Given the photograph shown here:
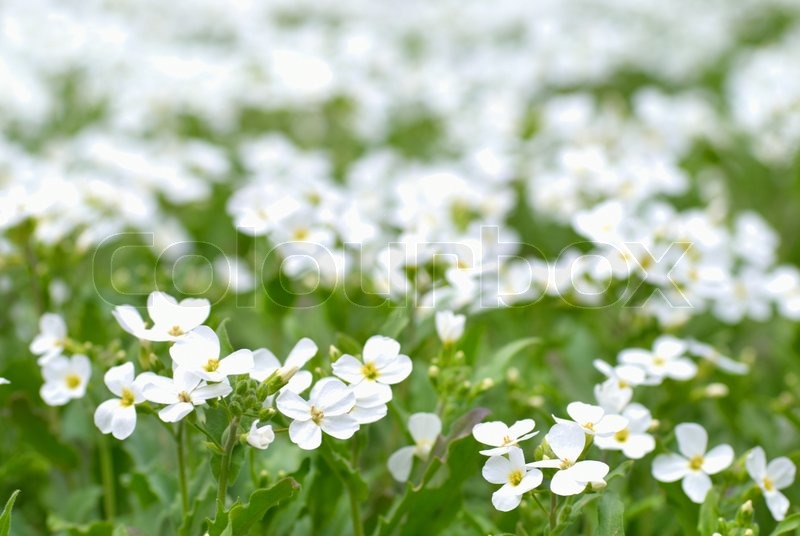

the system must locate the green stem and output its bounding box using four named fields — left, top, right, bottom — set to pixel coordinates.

left=531, top=493, right=548, bottom=518
left=177, top=422, right=190, bottom=519
left=348, top=486, right=365, bottom=536
left=549, top=493, right=557, bottom=531
left=98, top=435, right=116, bottom=522
left=216, top=416, right=241, bottom=518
